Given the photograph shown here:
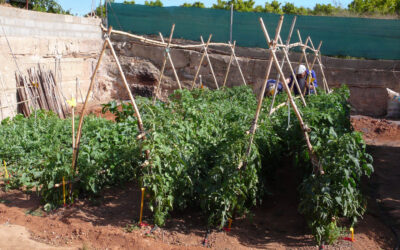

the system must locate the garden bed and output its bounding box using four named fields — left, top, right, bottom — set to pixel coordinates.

left=0, top=86, right=374, bottom=245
